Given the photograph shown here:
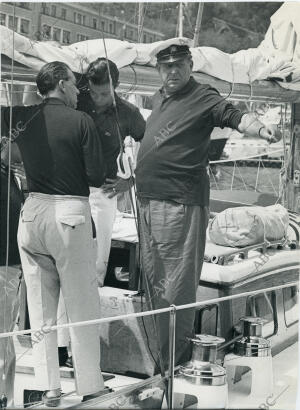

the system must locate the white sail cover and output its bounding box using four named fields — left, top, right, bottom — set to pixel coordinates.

left=1, top=2, right=299, bottom=90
